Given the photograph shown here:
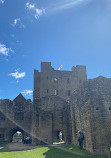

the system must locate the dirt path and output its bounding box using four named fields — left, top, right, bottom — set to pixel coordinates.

left=7, top=142, right=40, bottom=151
left=7, top=142, right=65, bottom=151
